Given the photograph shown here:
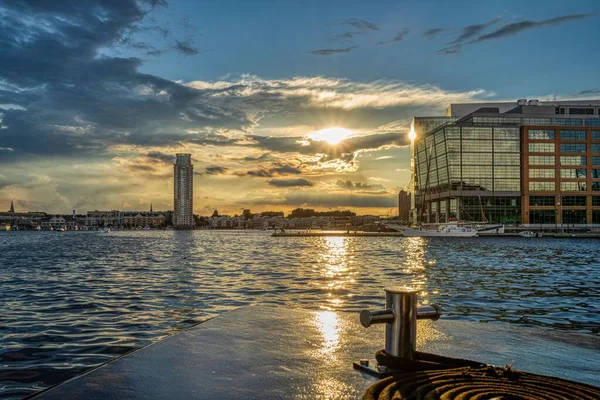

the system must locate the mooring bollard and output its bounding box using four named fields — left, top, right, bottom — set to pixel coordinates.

left=355, top=287, right=441, bottom=375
